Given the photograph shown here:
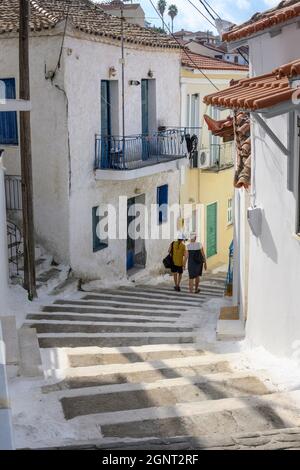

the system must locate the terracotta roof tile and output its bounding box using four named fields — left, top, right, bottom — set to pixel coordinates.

left=181, top=51, right=248, bottom=71
left=203, top=112, right=251, bottom=188
left=203, top=59, right=300, bottom=111
left=0, top=0, right=179, bottom=49
left=203, top=115, right=234, bottom=141
left=223, top=0, right=300, bottom=43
